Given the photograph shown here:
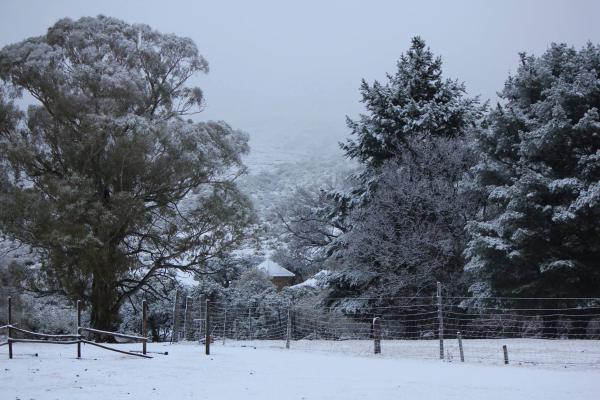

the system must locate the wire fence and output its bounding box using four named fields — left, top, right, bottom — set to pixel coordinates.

left=3, top=291, right=600, bottom=368
left=198, top=292, right=600, bottom=369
